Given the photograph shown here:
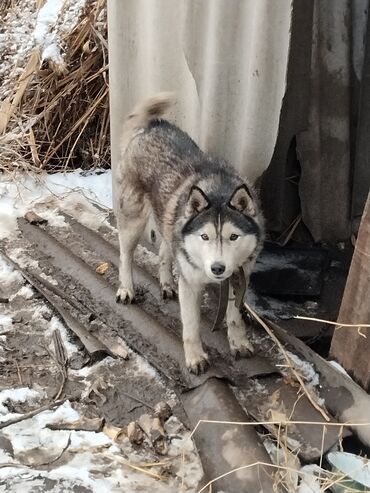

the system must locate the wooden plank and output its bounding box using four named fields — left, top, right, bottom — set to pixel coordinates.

left=352, top=9, right=370, bottom=223
left=330, top=192, right=370, bottom=390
